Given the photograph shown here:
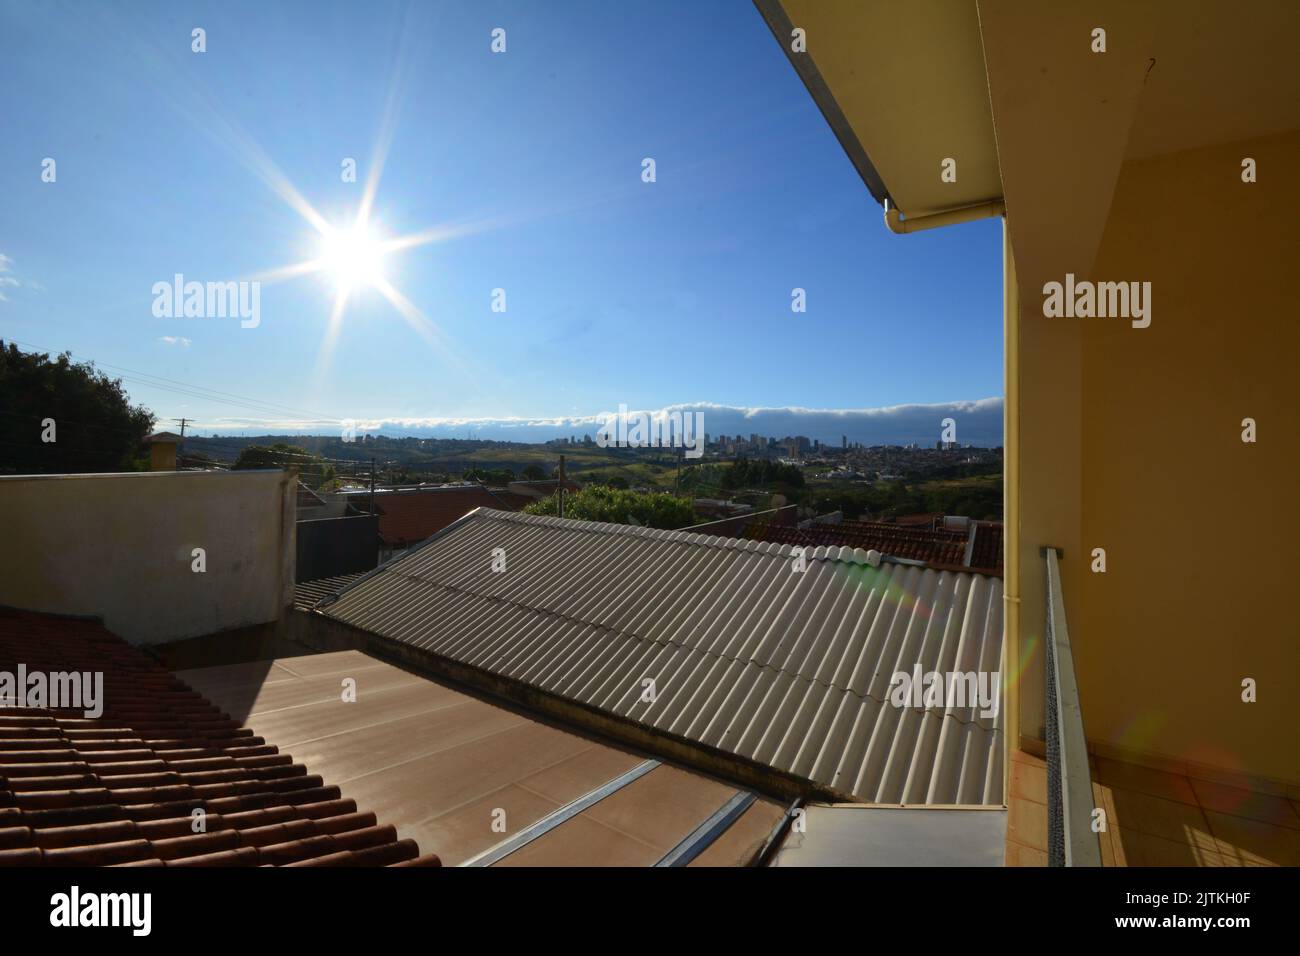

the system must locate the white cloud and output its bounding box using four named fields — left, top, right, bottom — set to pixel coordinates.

left=189, top=398, right=1005, bottom=445
left=0, top=254, right=36, bottom=300
left=157, top=336, right=191, bottom=347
